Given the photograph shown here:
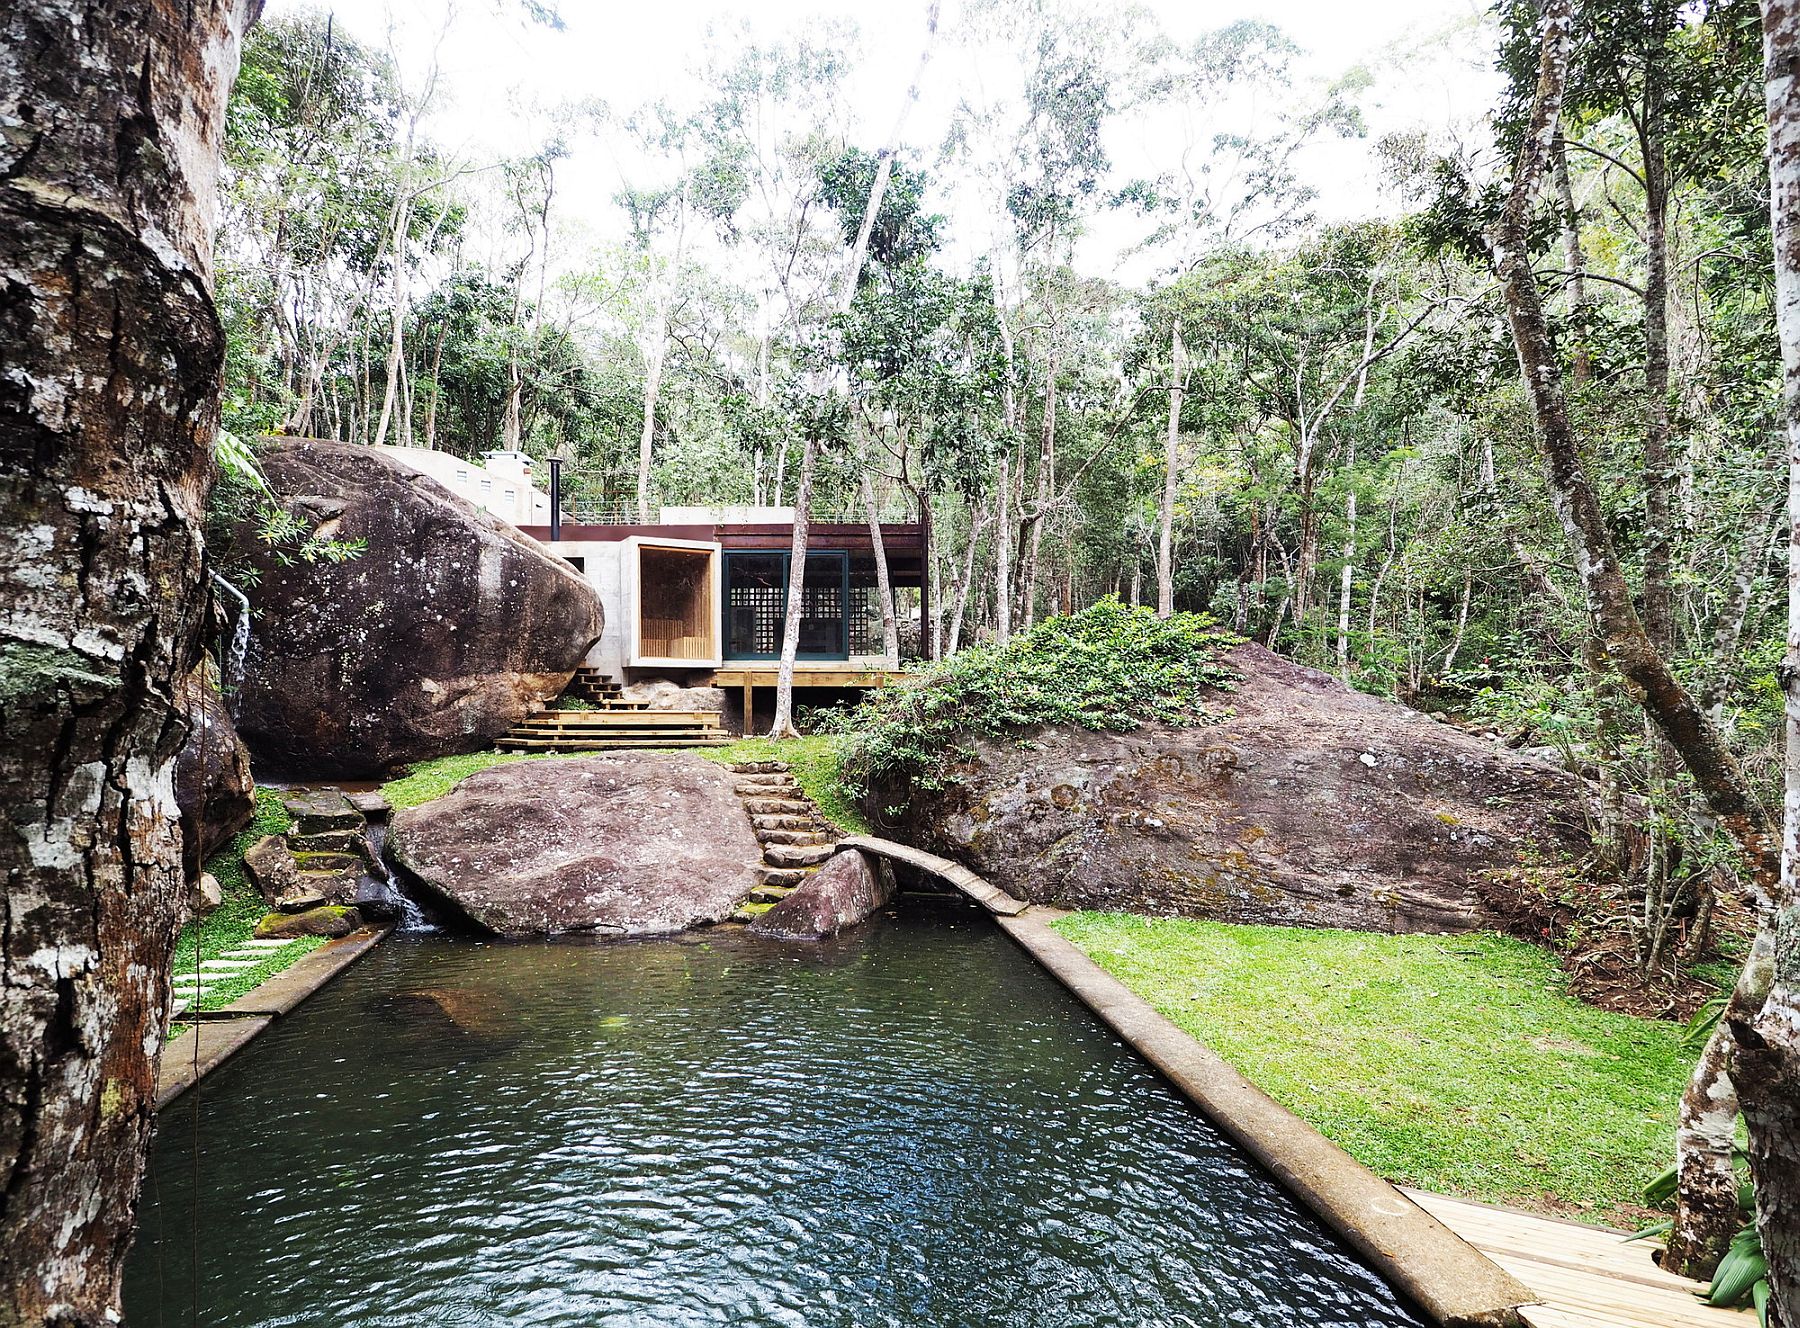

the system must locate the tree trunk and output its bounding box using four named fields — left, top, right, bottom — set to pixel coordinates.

left=1735, top=6, right=1800, bottom=1317
left=1020, top=340, right=1059, bottom=630
left=1641, top=127, right=1677, bottom=654
left=768, top=435, right=817, bottom=739
left=995, top=453, right=1013, bottom=645
left=1553, top=133, right=1593, bottom=387
left=635, top=339, right=665, bottom=523
left=1157, top=320, right=1185, bottom=618
left=0, top=2, right=261, bottom=1321
left=770, top=0, right=939, bottom=734
left=946, top=509, right=985, bottom=655
left=1500, top=0, right=1783, bottom=1277
left=863, top=471, right=900, bottom=667
left=1336, top=438, right=1358, bottom=679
